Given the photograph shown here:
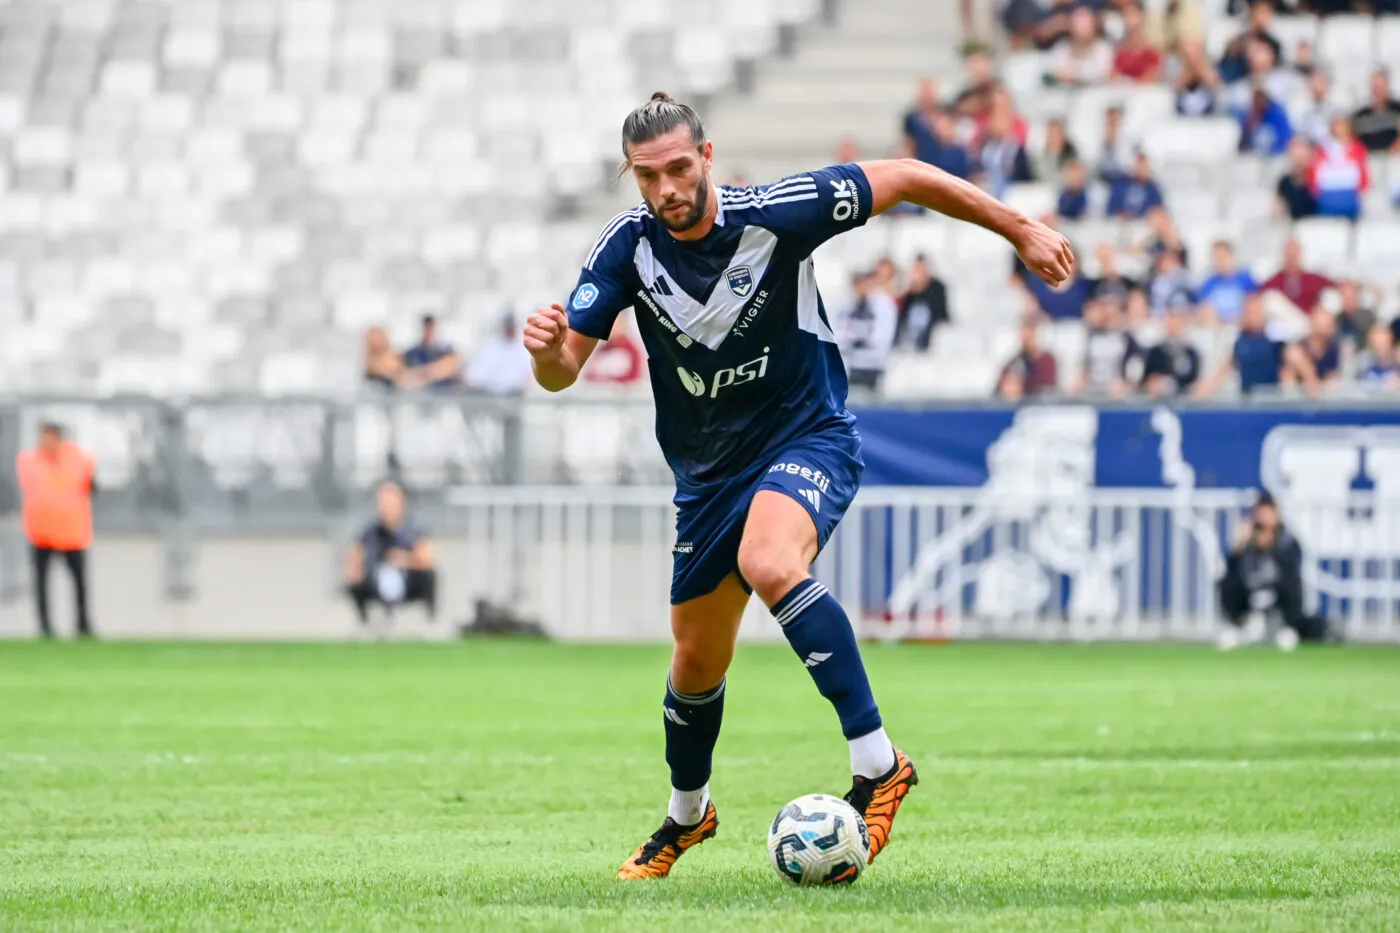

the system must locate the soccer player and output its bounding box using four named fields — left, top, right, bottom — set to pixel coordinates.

left=524, top=93, right=1074, bottom=879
